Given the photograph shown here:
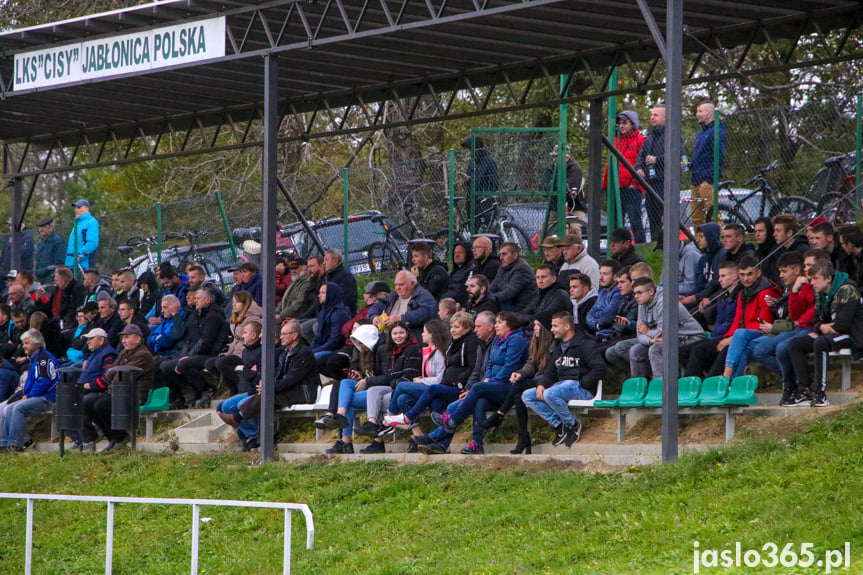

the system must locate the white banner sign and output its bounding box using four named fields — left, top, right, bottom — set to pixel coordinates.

left=13, top=16, right=226, bottom=90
